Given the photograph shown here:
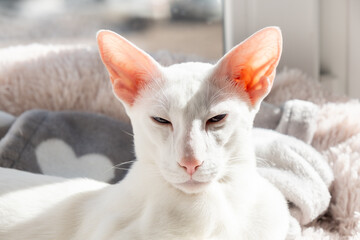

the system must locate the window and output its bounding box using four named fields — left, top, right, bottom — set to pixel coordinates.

left=223, top=0, right=360, bottom=98
left=0, top=0, right=223, bottom=61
